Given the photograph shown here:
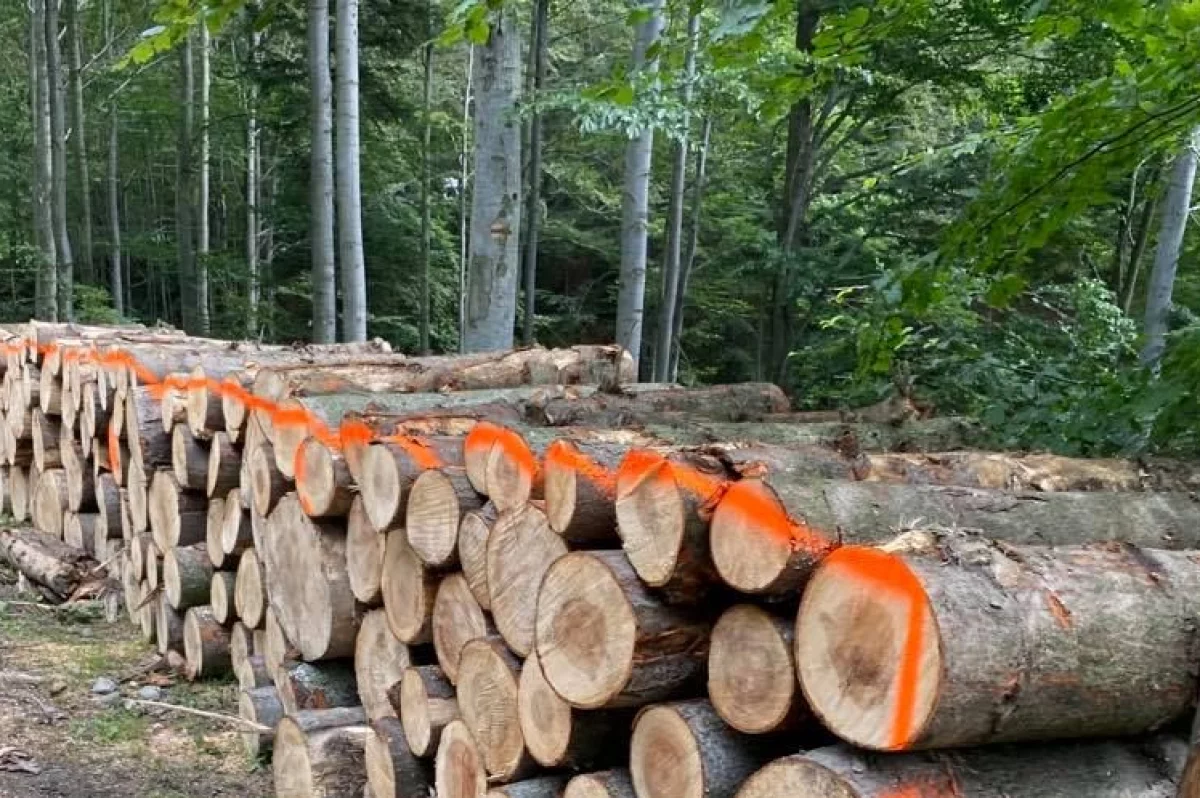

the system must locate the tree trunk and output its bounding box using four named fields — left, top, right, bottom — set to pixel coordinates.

left=246, top=16, right=261, bottom=334
left=365, top=717, right=432, bottom=798
left=432, top=572, right=493, bottom=684
left=457, top=636, right=534, bottom=781
left=708, top=604, right=804, bottom=735
left=397, top=664, right=459, bottom=757
left=435, top=720, right=487, bottom=798
left=176, top=32, right=196, bottom=333
left=796, top=529, right=1200, bottom=751
left=615, top=0, right=665, bottom=375
left=522, top=0, right=549, bottom=346
left=458, top=45, right=474, bottom=353
left=108, top=107, right=123, bottom=315
left=196, top=22, right=211, bottom=334
left=31, top=0, right=57, bottom=320
left=419, top=30, right=434, bottom=354
left=354, top=608, right=411, bottom=722
left=45, top=0, right=74, bottom=320
left=653, top=9, right=700, bottom=382
left=0, top=526, right=88, bottom=599
left=65, top=0, right=92, bottom=286
left=464, top=10, right=522, bottom=353
left=669, top=117, right=712, bottom=381
left=1141, top=126, right=1200, bottom=367
left=336, top=0, right=367, bottom=343
left=309, top=0, right=337, bottom=343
